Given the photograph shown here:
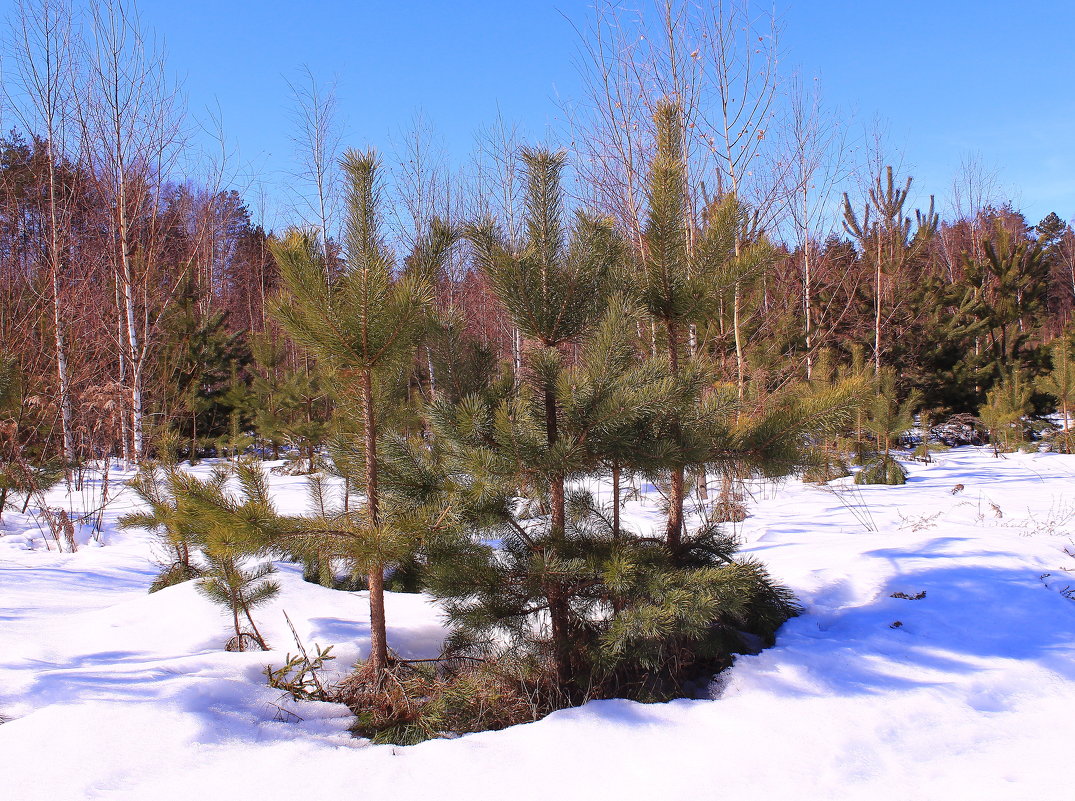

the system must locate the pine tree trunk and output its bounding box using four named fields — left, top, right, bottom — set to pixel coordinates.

left=611, top=461, right=621, bottom=541
left=230, top=583, right=242, bottom=644
left=542, top=370, right=572, bottom=688
left=361, top=368, right=389, bottom=676
left=667, top=468, right=685, bottom=550
left=545, top=381, right=564, bottom=538
left=666, top=321, right=684, bottom=549
left=240, top=598, right=268, bottom=650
